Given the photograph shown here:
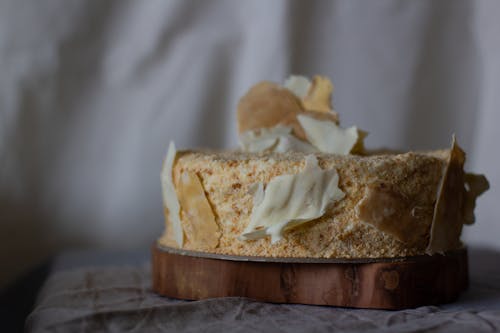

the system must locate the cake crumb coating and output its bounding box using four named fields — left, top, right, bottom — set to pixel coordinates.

left=159, top=150, right=451, bottom=258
